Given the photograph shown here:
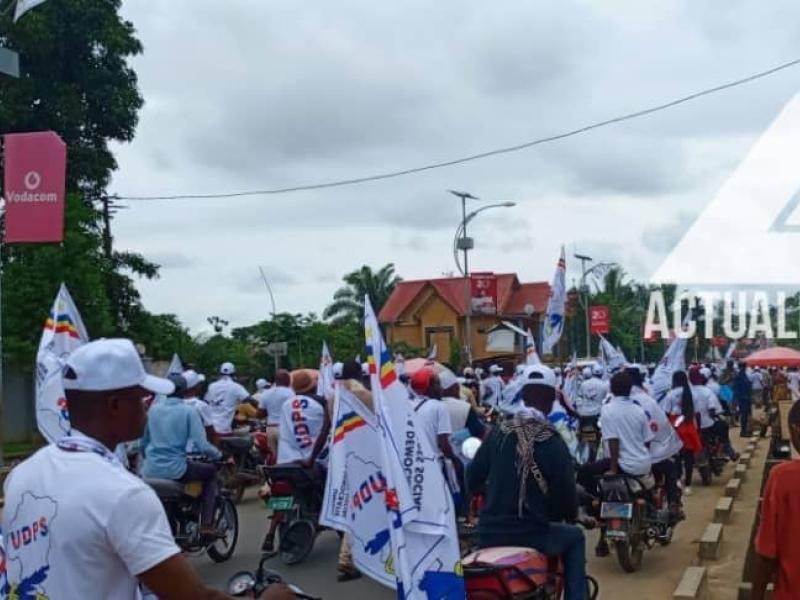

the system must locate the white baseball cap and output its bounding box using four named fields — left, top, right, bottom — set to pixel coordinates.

left=519, top=364, right=557, bottom=390
left=220, top=362, right=235, bottom=375
left=256, top=378, right=269, bottom=390
left=489, top=364, right=503, bottom=374
left=700, top=367, right=712, bottom=380
left=182, top=369, right=206, bottom=389
left=333, top=362, right=344, bottom=379
left=438, top=369, right=459, bottom=391
left=63, top=338, right=175, bottom=395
